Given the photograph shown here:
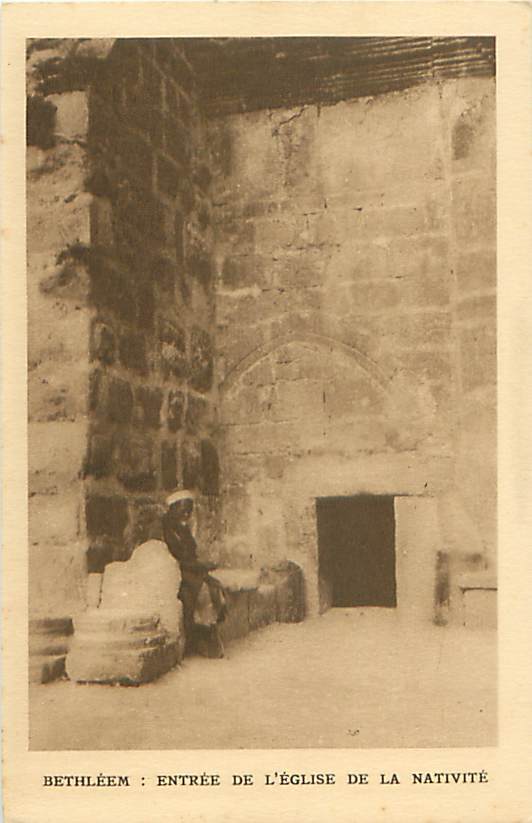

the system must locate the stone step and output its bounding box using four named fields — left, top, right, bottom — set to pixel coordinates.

left=29, top=616, right=73, bottom=684
left=29, top=653, right=67, bottom=685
